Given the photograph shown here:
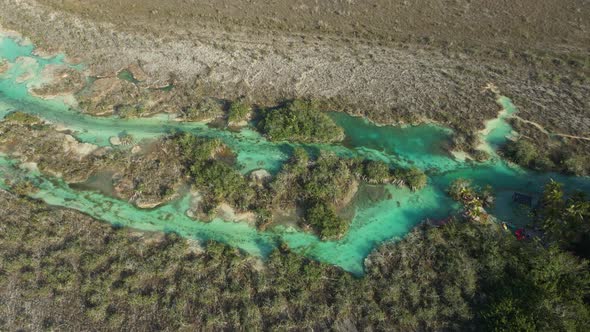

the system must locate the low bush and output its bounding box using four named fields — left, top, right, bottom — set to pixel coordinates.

left=305, top=202, right=348, bottom=240
left=227, top=100, right=251, bottom=124
left=4, top=111, right=41, bottom=124
left=258, top=100, right=344, bottom=143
